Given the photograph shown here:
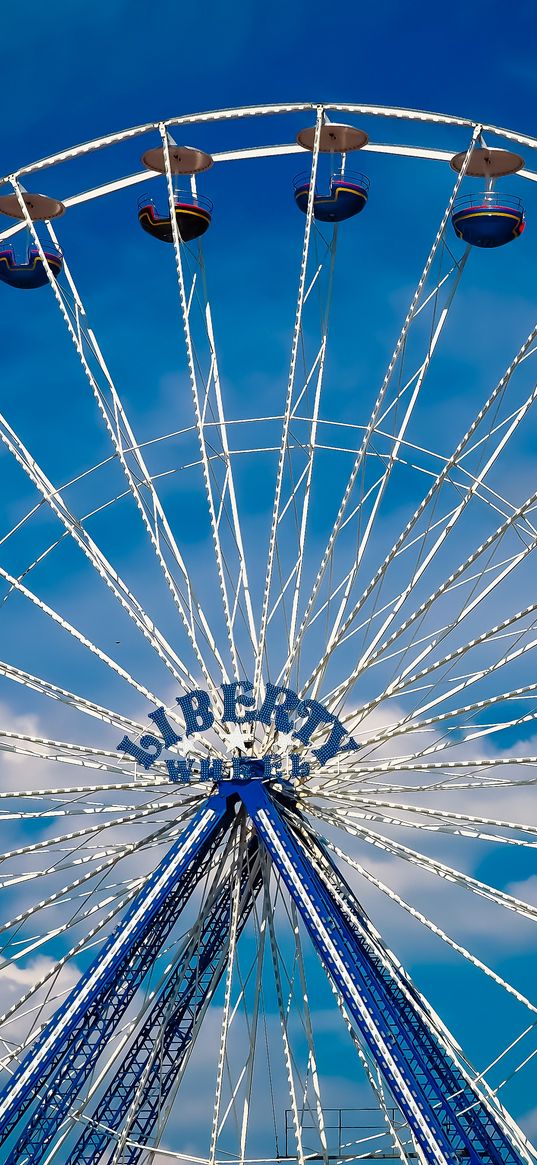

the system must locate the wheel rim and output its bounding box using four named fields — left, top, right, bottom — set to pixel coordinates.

left=0, top=102, right=535, bottom=1164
